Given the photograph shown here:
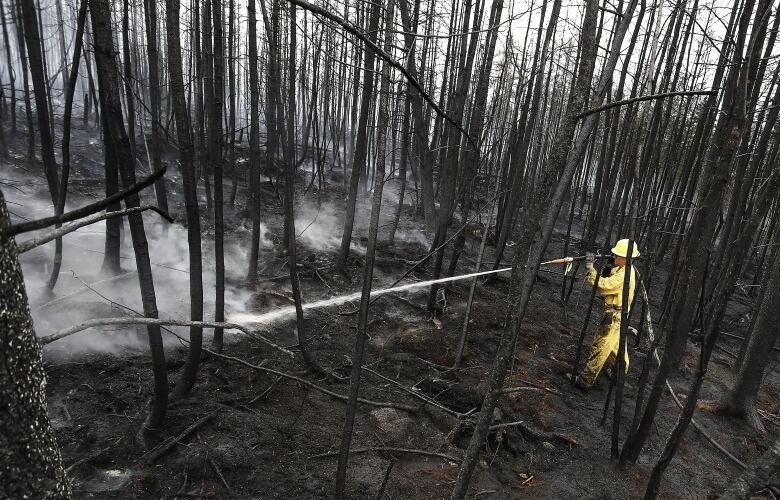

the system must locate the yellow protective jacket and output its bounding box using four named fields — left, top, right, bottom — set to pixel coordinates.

left=586, top=264, right=636, bottom=312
